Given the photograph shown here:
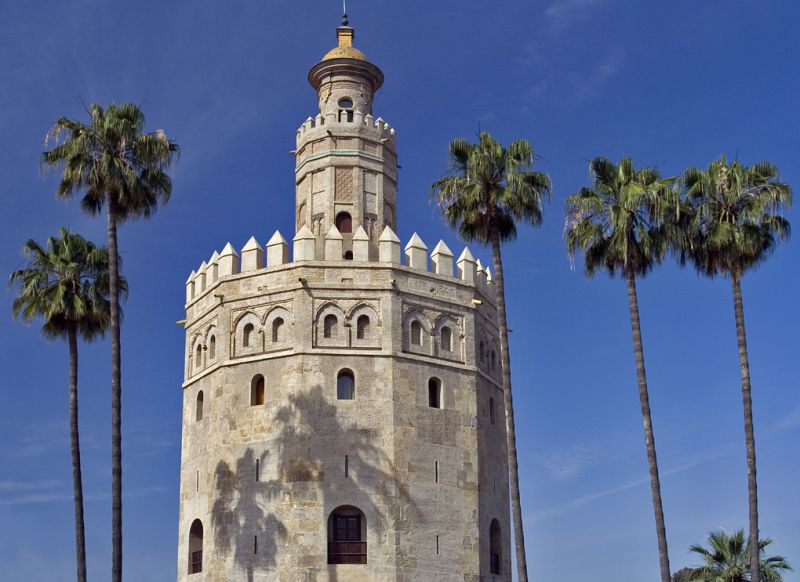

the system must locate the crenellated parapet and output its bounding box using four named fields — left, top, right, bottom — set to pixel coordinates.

left=295, top=113, right=396, bottom=150
left=185, top=225, right=495, bottom=307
